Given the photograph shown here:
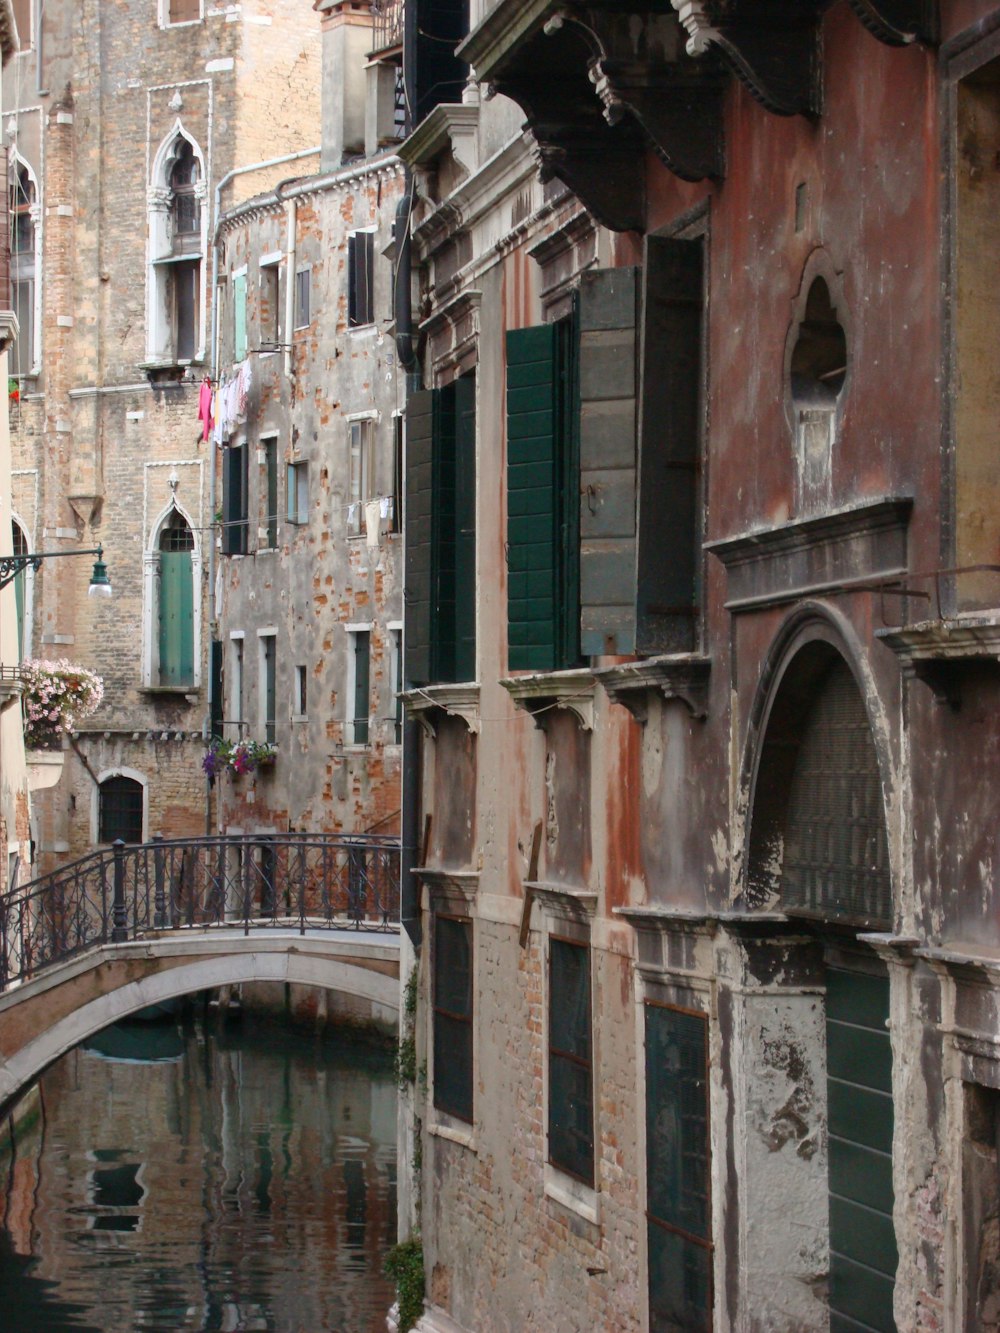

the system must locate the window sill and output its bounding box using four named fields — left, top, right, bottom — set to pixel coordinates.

left=401, top=683, right=480, bottom=737
left=594, top=654, right=711, bottom=723
left=428, top=1114, right=476, bottom=1152
left=544, top=1163, right=600, bottom=1226
left=500, top=668, right=595, bottom=731
left=140, top=684, right=199, bottom=697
